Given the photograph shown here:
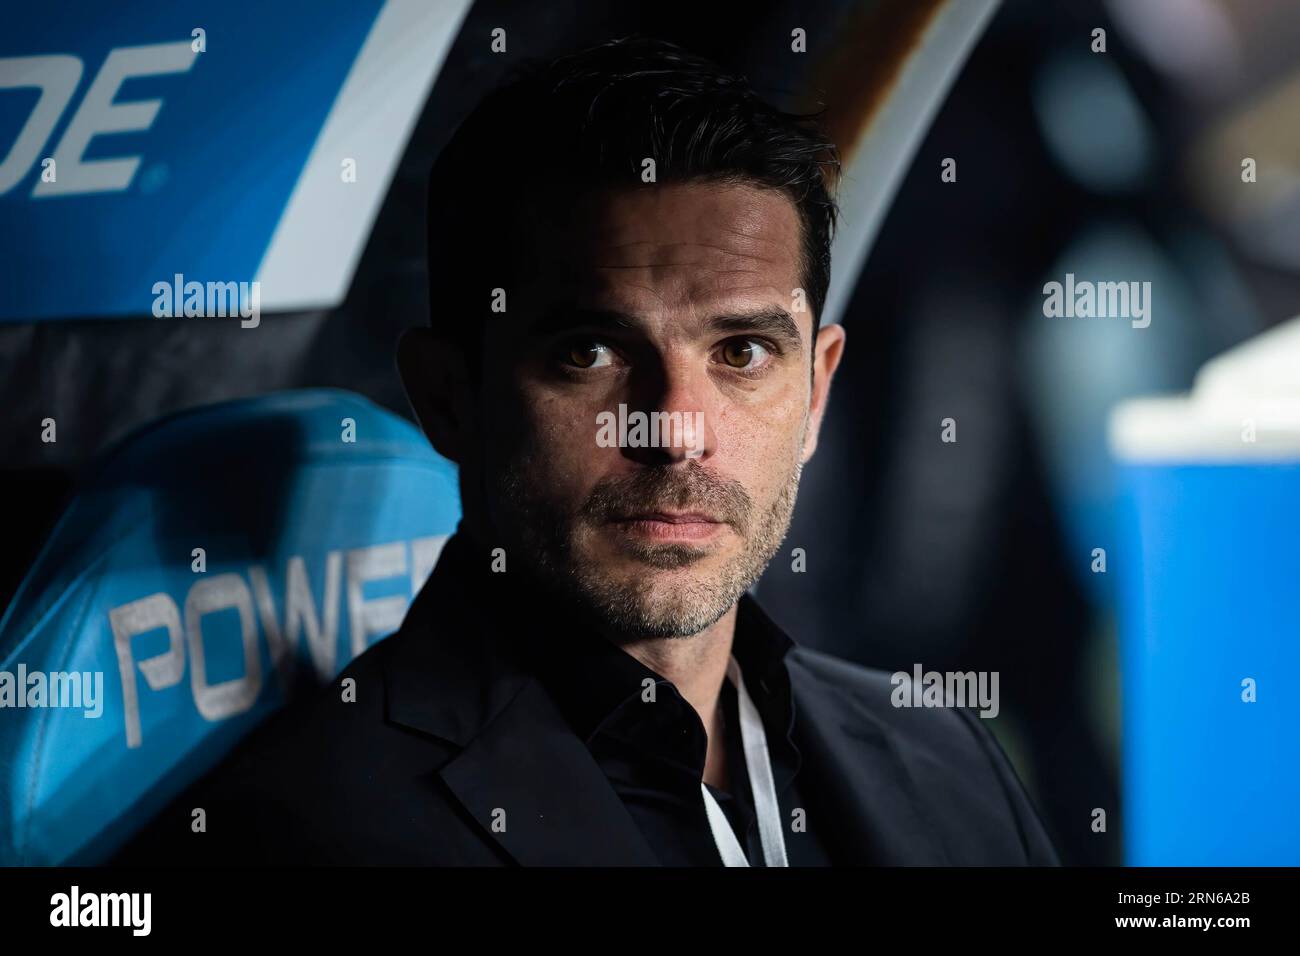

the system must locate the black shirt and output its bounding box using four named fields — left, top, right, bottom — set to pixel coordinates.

left=529, top=591, right=836, bottom=867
